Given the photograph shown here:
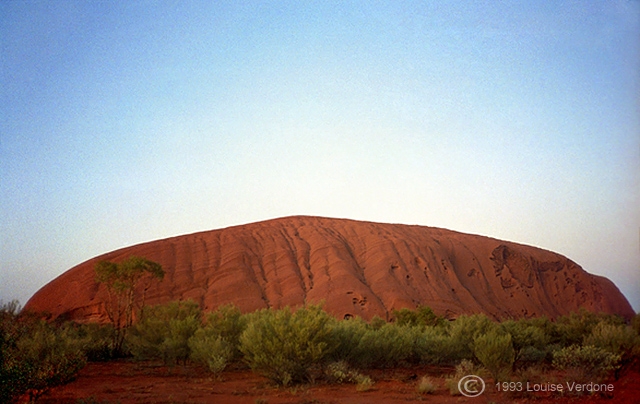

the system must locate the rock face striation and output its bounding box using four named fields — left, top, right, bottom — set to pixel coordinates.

left=25, top=216, right=634, bottom=322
